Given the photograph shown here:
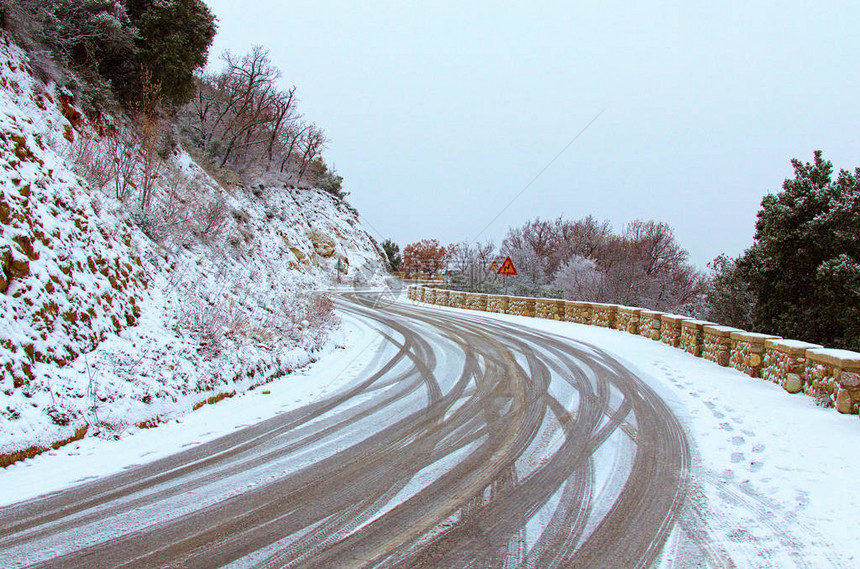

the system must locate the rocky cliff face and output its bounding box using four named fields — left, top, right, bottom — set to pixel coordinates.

left=0, top=35, right=386, bottom=460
